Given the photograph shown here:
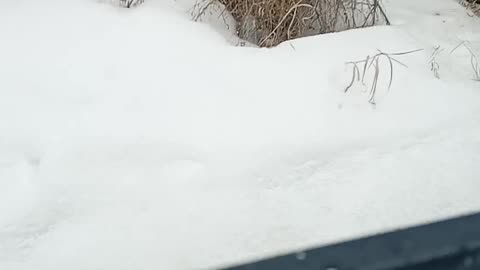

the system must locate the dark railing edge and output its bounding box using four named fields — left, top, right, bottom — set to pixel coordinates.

left=219, top=211, right=480, bottom=270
